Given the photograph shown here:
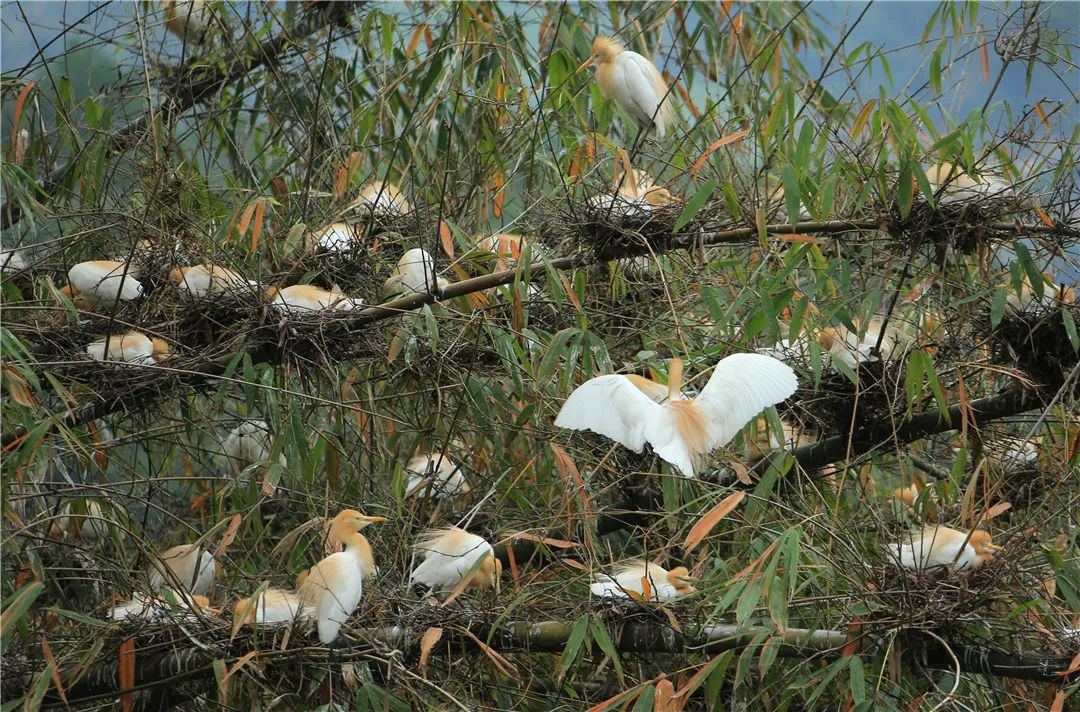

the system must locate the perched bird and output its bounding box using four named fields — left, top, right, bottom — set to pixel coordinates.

left=111, top=590, right=217, bottom=621
left=893, top=526, right=1003, bottom=572
left=223, top=419, right=287, bottom=479
left=265, top=284, right=364, bottom=314
left=169, top=264, right=255, bottom=297
left=409, top=528, right=501, bottom=593
left=927, top=162, right=1013, bottom=204
left=474, top=233, right=534, bottom=271
left=298, top=510, right=386, bottom=643
left=591, top=560, right=695, bottom=601
left=54, top=500, right=113, bottom=542
left=588, top=149, right=675, bottom=217
left=86, top=331, right=170, bottom=364
left=817, top=318, right=913, bottom=369
left=554, top=354, right=797, bottom=478
left=163, top=0, right=213, bottom=42
left=383, top=248, right=442, bottom=297
left=148, top=544, right=217, bottom=596
left=349, top=181, right=412, bottom=217
left=578, top=37, right=673, bottom=140
left=60, top=260, right=144, bottom=307
left=233, top=588, right=305, bottom=626
left=404, top=451, right=470, bottom=499
left=308, top=222, right=362, bottom=253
